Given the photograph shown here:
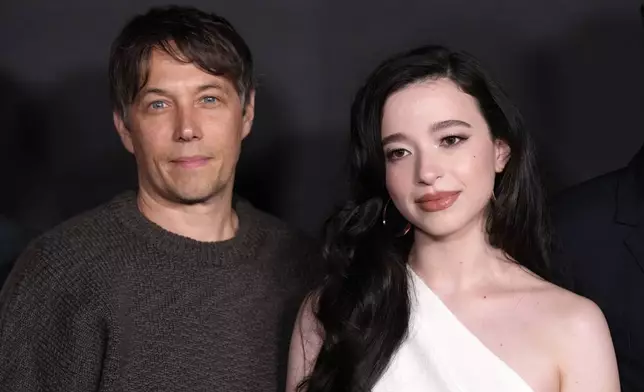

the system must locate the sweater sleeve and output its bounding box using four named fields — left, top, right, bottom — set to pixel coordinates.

left=0, top=242, right=107, bottom=391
